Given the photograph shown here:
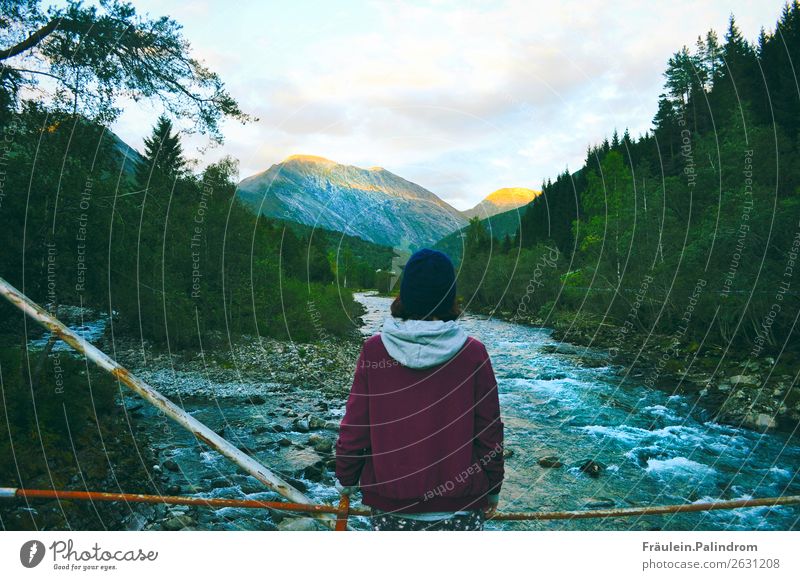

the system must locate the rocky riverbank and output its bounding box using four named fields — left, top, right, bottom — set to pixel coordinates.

left=495, top=307, right=800, bottom=436
left=89, top=329, right=365, bottom=531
